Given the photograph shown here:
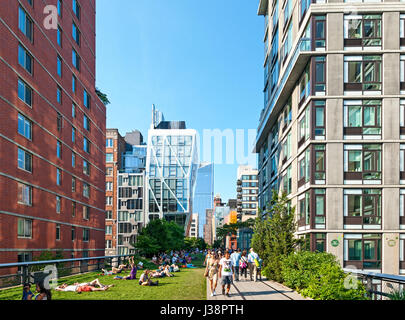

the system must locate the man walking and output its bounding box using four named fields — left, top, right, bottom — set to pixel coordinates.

left=230, top=249, right=241, bottom=282
left=219, top=251, right=233, bottom=297
left=248, top=248, right=259, bottom=282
